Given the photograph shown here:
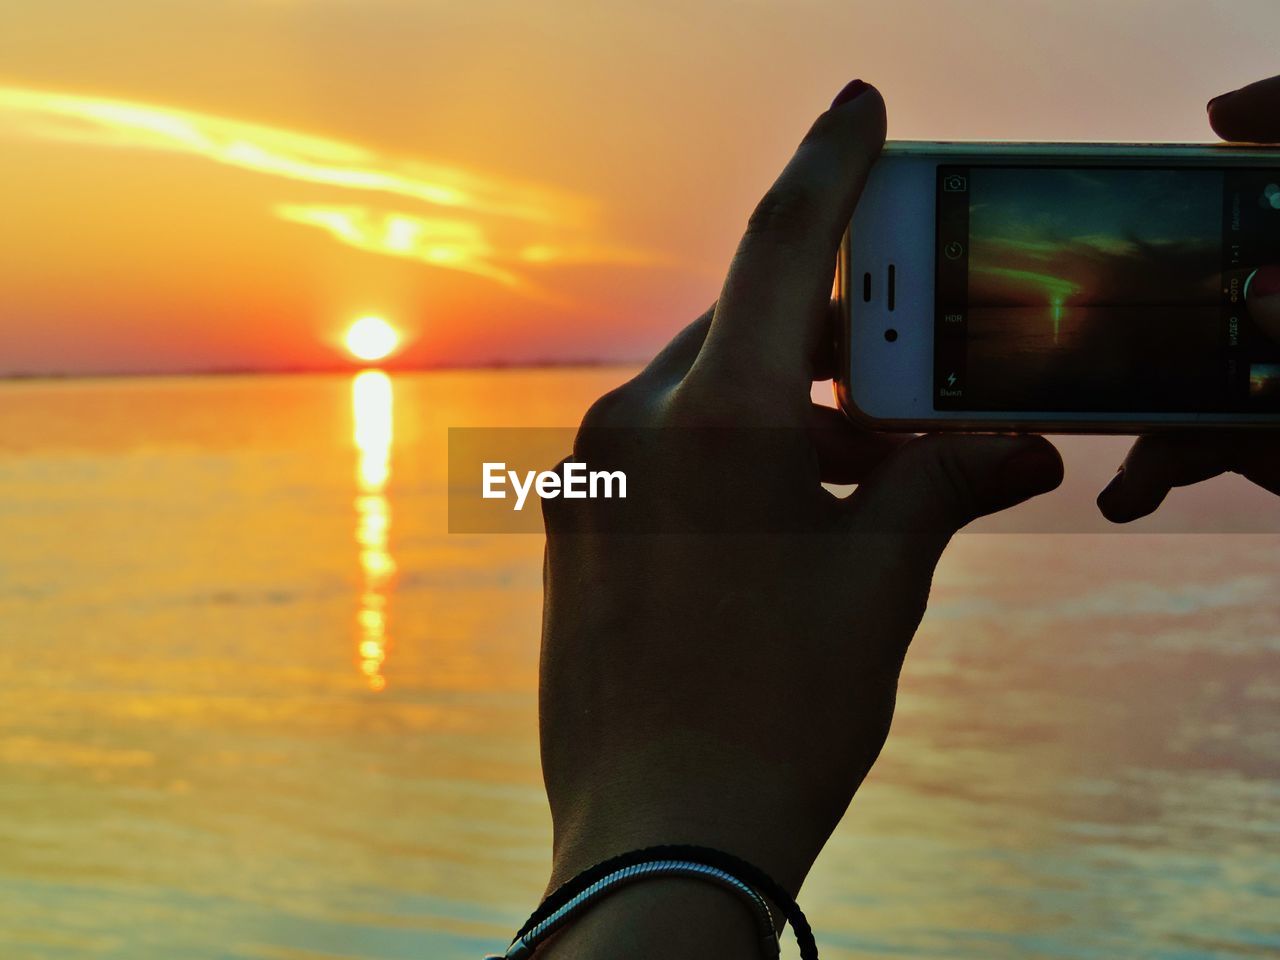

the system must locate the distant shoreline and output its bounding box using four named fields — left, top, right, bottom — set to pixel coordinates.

left=0, top=360, right=643, bottom=383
